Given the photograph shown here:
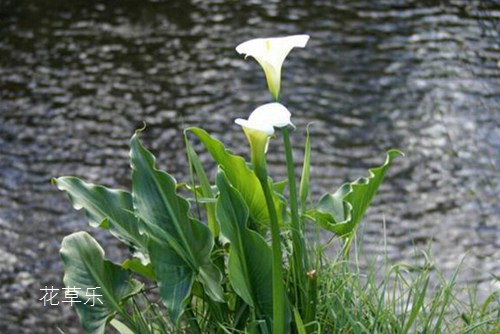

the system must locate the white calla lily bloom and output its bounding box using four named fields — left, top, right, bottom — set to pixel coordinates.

left=235, top=103, right=293, bottom=168
left=235, top=102, right=292, bottom=136
left=236, top=35, right=310, bottom=100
